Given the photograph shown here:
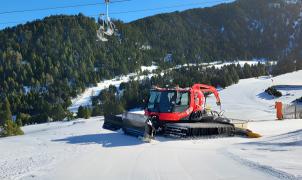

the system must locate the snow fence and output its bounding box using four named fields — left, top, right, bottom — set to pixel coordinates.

left=282, top=104, right=302, bottom=119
